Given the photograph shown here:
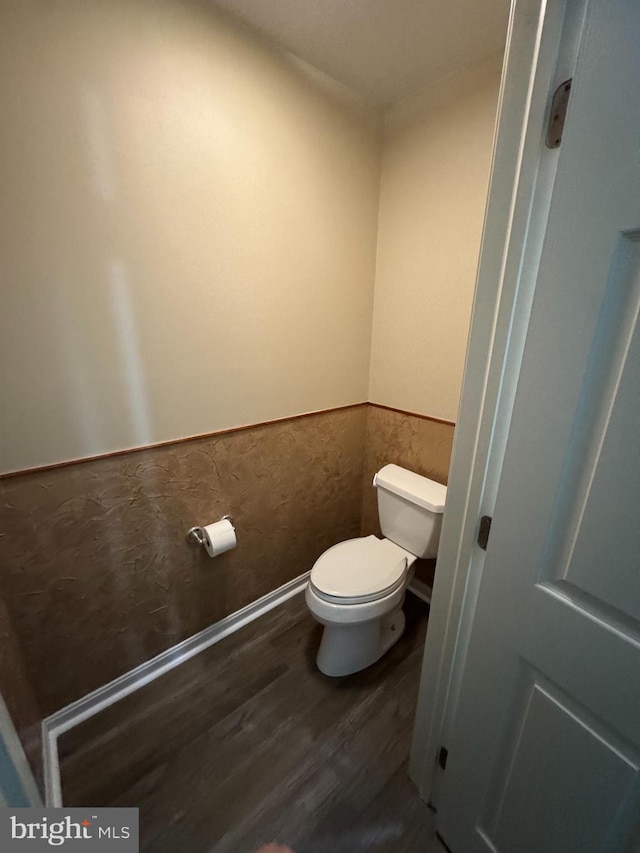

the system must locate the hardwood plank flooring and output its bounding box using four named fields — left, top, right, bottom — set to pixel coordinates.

left=59, top=591, right=446, bottom=853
